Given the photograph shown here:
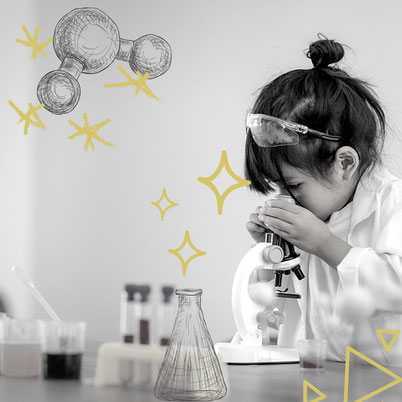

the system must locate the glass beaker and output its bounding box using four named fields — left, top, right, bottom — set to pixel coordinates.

left=0, top=317, right=41, bottom=377
left=154, top=289, right=227, bottom=401
left=298, top=339, right=327, bottom=370
left=41, top=321, right=86, bottom=379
